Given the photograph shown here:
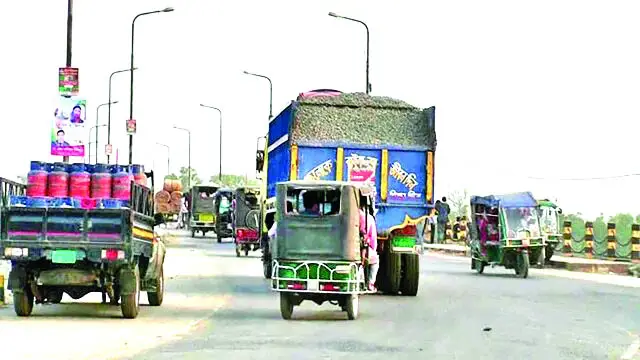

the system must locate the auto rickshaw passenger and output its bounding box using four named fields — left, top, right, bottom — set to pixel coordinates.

left=478, top=214, right=489, bottom=255
left=359, top=208, right=379, bottom=291
left=301, top=191, right=320, bottom=215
